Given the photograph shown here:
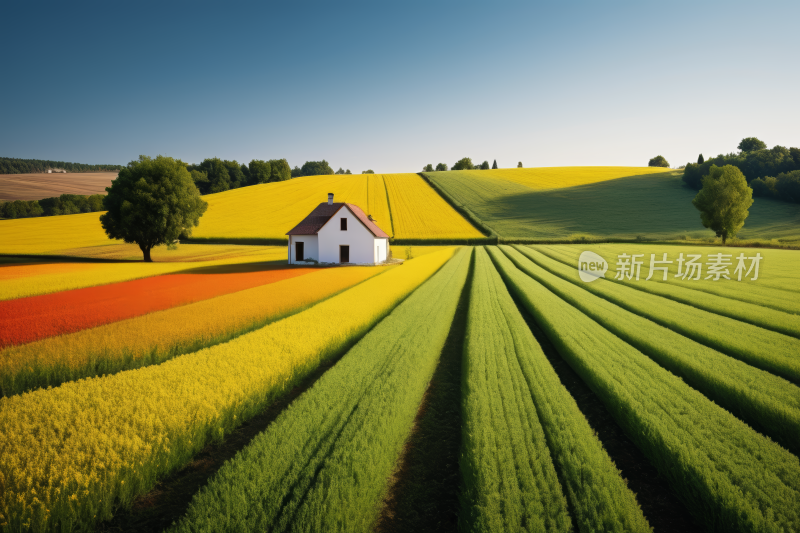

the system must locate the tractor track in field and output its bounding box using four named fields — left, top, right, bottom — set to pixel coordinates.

left=514, top=297, right=703, bottom=533
left=95, top=355, right=346, bottom=533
